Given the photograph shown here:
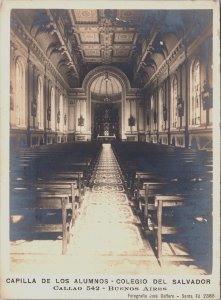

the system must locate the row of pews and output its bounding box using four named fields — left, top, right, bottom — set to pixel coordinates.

left=10, top=142, right=102, bottom=254
left=112, top=142, right=213, bottom=267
